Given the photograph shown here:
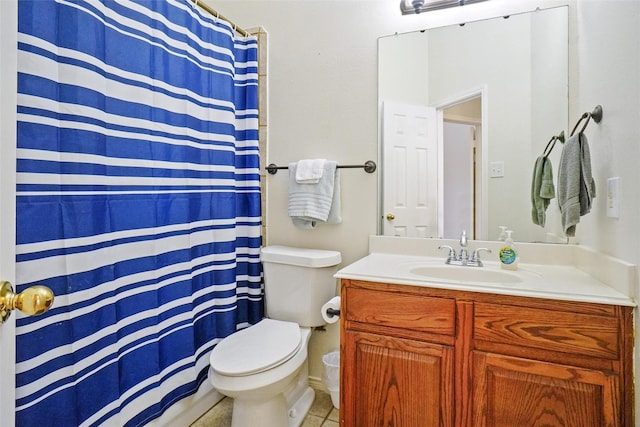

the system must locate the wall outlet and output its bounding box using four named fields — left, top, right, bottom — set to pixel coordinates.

left=606, top=177, right=620, bottom=218
left=489, top=161, right=504, bottom=178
